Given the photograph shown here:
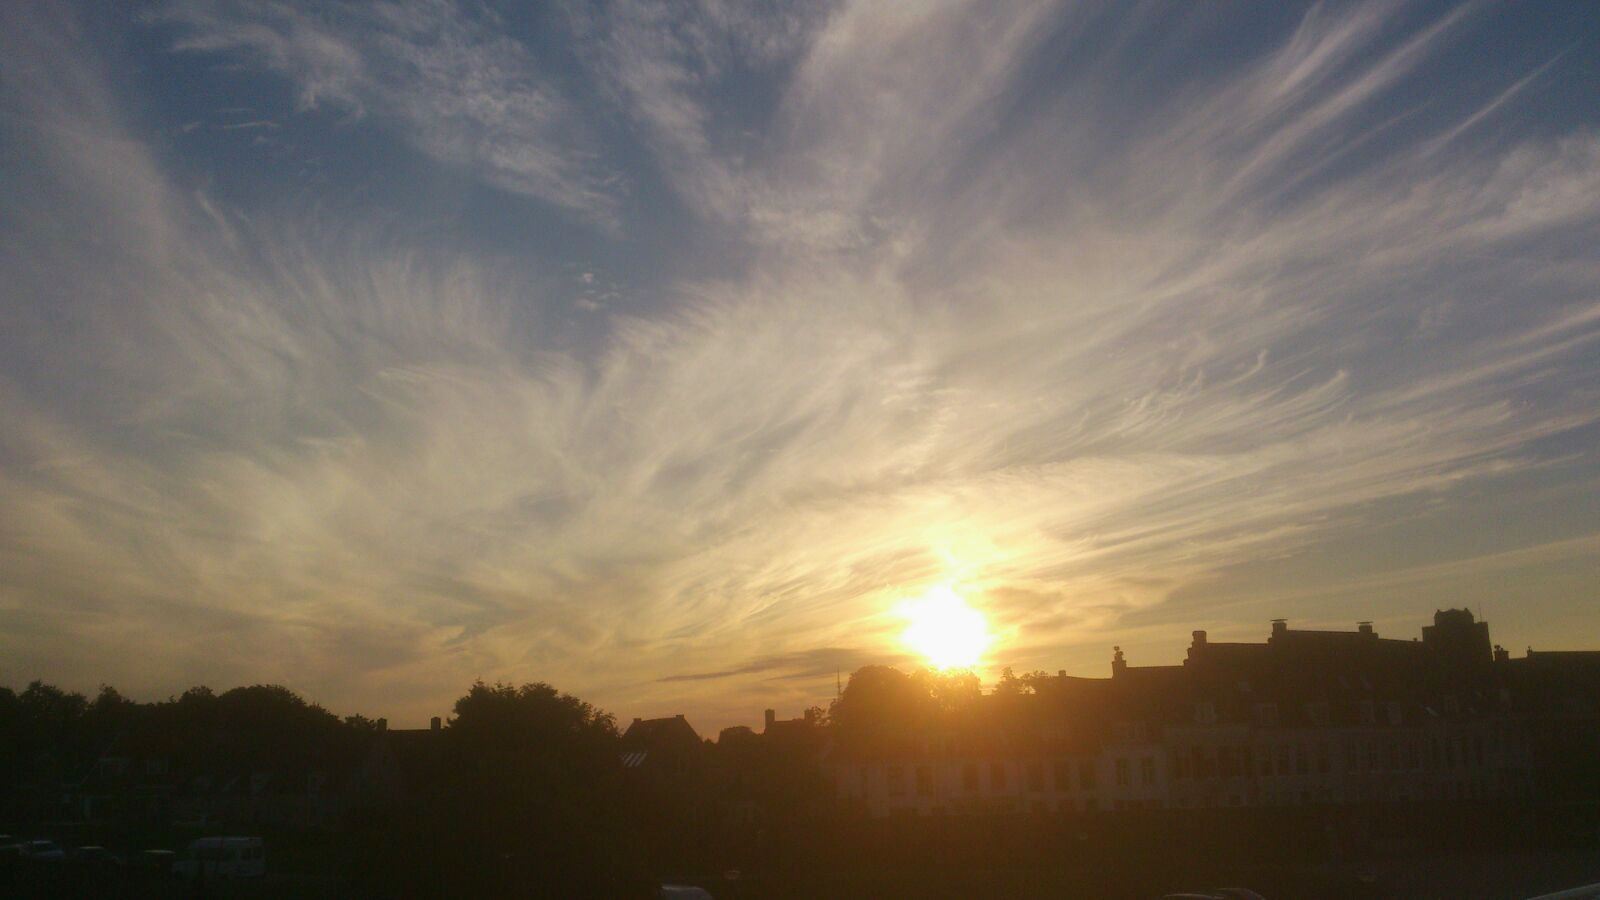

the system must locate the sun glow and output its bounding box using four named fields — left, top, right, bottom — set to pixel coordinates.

left=897, top=585, right=992, bottom=669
